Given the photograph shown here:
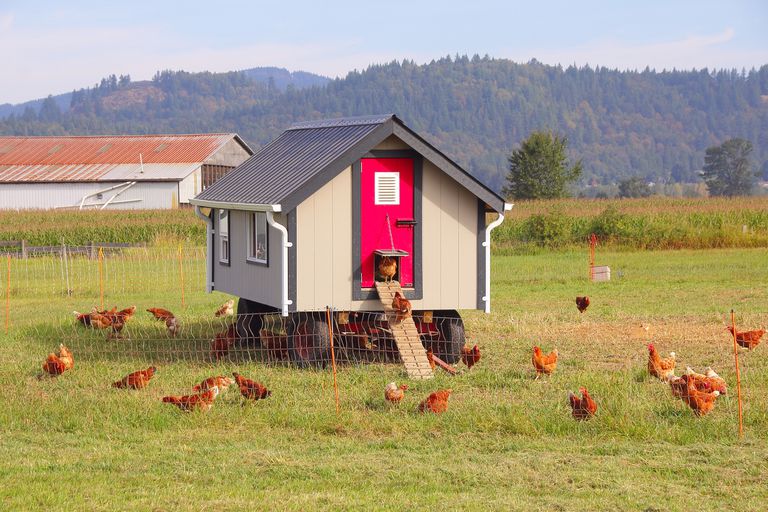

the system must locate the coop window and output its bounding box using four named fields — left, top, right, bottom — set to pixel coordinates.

left=218, top=209, right=229, bottom=264
left=247, top=211, right=268, bottom=265
left=374, top=172, right=400, bottom=205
